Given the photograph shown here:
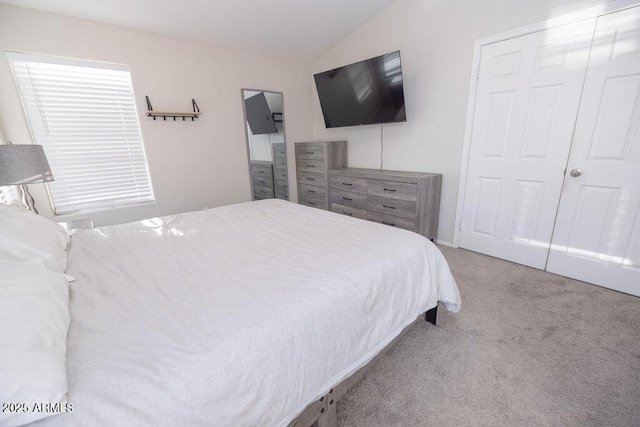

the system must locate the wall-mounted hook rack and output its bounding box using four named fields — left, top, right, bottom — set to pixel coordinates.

left=146, top=96, right=201, bottom=121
